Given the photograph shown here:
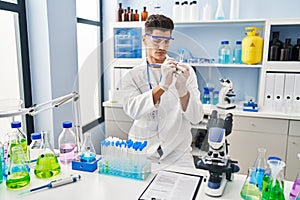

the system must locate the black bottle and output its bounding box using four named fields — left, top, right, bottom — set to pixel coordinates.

left=292, top=38, right=300, bottom=61
left=280, top=38, right=293, bottom=61
left=268, top=32, right=283, bottom=61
